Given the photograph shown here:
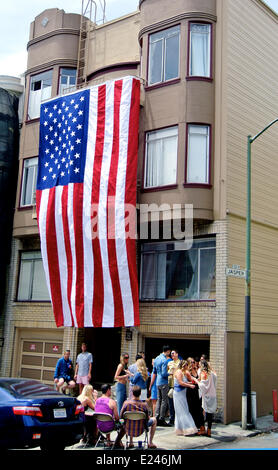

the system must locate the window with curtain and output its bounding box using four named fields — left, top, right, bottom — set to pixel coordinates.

left=140, top=239, right=216, bottom=301
left=186, top=124, right=210, bottom=184
left=59, top=68, right=77, bottom=95
left=20, top=157, right=38, bottom=207
left=144, top=126, right=178, bottom=188
left=189, top=23, right=211, bottom=78
left=28, top=70, right=53, bottom=120
left=17, top=251, right=50, bottom=301
left=148, top=25, right=180, bottom=85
